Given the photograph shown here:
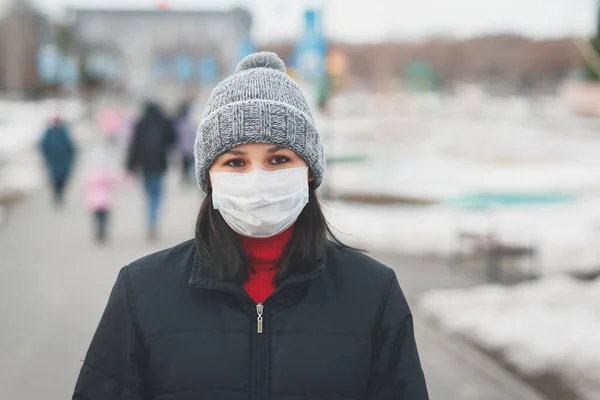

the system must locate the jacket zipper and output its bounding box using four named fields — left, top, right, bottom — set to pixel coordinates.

left=191, top=267, right=324, bottom=400
left=252, top=272, right=324, bottom=399
left=255, top=303, right=266, bottom=400
left=256, top=303, right=264, bottom=334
